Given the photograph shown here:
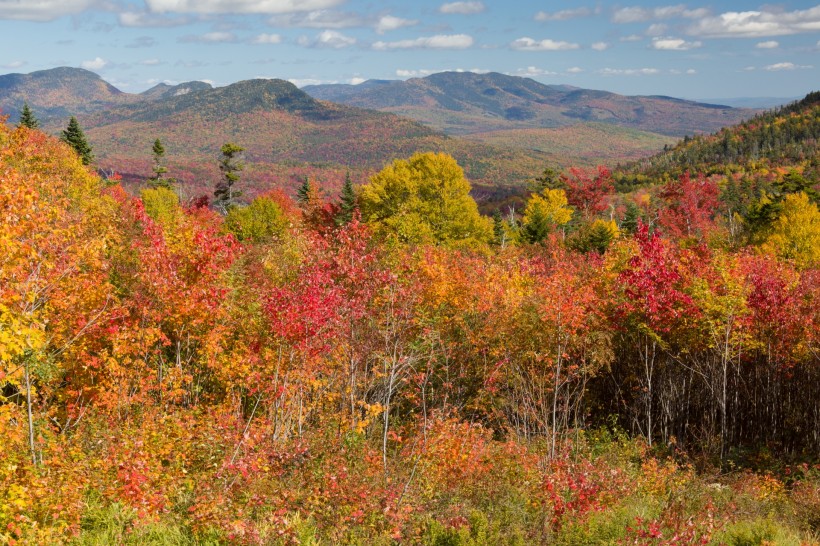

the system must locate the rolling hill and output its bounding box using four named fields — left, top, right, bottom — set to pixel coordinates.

left=304, top=71, right=755, bottom=137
